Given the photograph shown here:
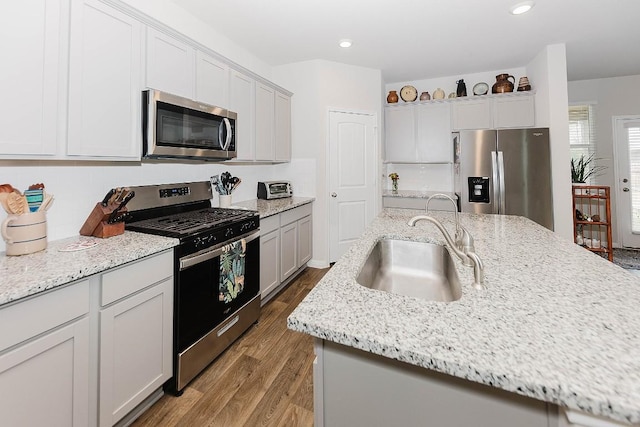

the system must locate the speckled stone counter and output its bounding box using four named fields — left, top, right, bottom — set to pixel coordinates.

left=0, top=232, right=178, bottom=306
left=231, top=197, right=314, bottom=218
left=288, top=209, right=640, bottom=424
left=382, top=189, right=457, bottom=199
